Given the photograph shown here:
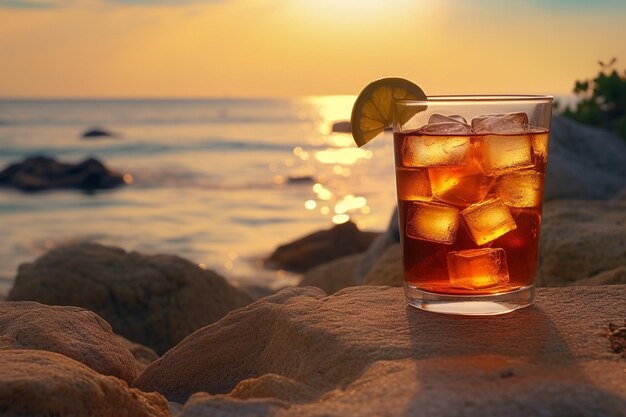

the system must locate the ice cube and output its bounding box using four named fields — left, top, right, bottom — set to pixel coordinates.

left=406, top=201, right=460, bottom=244
left=476, top=134, right=534, bottom=175
left=428, top=158, right=493, bottom=206
left=447, top=248, right=510, bottom=290
left=472, top=112, right=530, bottom=134
left=461, top=198, right=517, bottom=245
left=531, top=129, right=549, bottom=161
left=402, top=135, right=470, bottom=167
left=428, top=113, right=468, bottom=125
left=496, top=170, right=543, bottom=208
left=396, top=168, right=432, bottom=201
left=419, top=121, right=472, bottom=135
